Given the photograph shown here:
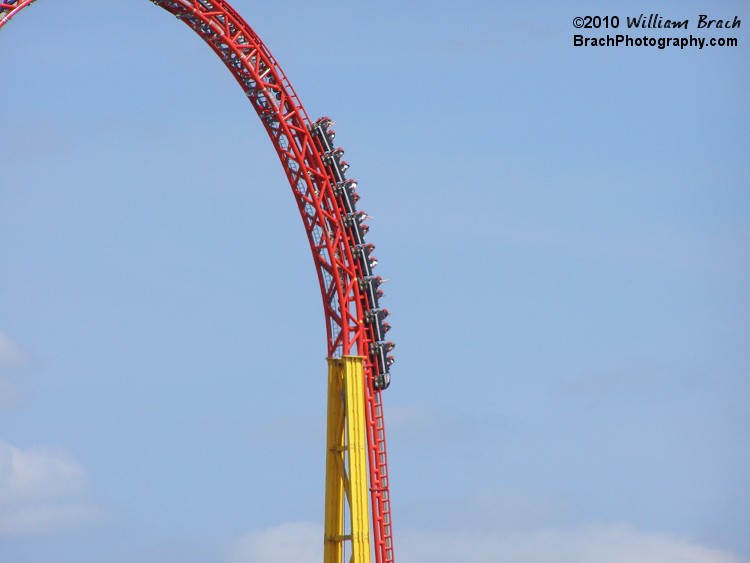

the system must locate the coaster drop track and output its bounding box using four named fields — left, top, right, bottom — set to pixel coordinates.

left=0, top=1, right=395, bottom=561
